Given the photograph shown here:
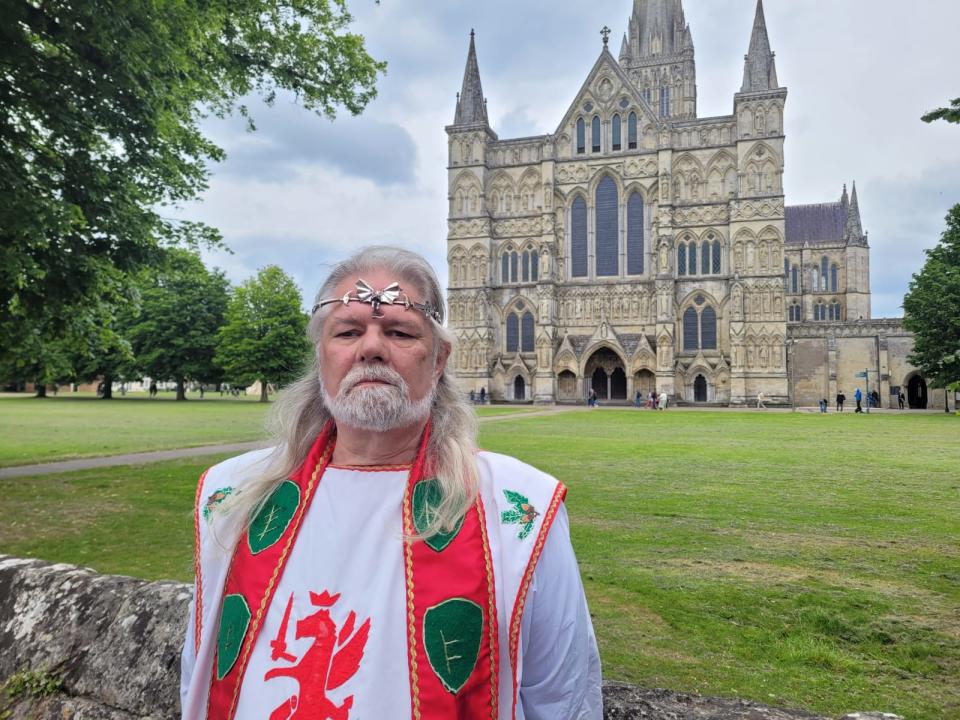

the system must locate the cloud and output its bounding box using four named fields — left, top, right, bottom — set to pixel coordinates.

left=203, top=97, right=418, bottom=186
